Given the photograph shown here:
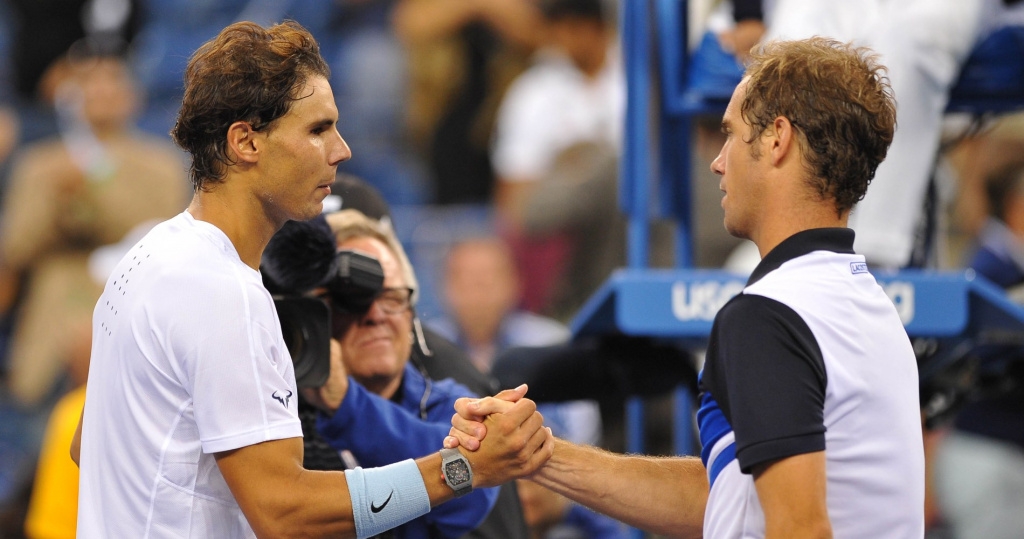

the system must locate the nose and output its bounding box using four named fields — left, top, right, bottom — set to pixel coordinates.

left=710, top=148, right=725, bottom=176
left=330, top=131, right=352, bottom=166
